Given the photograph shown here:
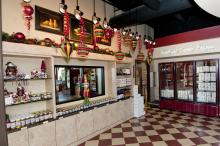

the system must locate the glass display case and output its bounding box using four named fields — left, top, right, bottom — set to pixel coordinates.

left=195, top=60, right=218, bottom=104
left=159, top=63, right=175, bottom=99
left=175, top=62, right=194, bottom=101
